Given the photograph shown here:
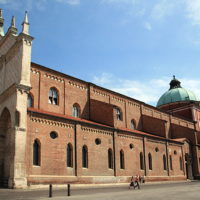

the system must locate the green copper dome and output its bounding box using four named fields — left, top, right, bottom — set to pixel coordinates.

left=157, top=76, right=199, bottom=107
